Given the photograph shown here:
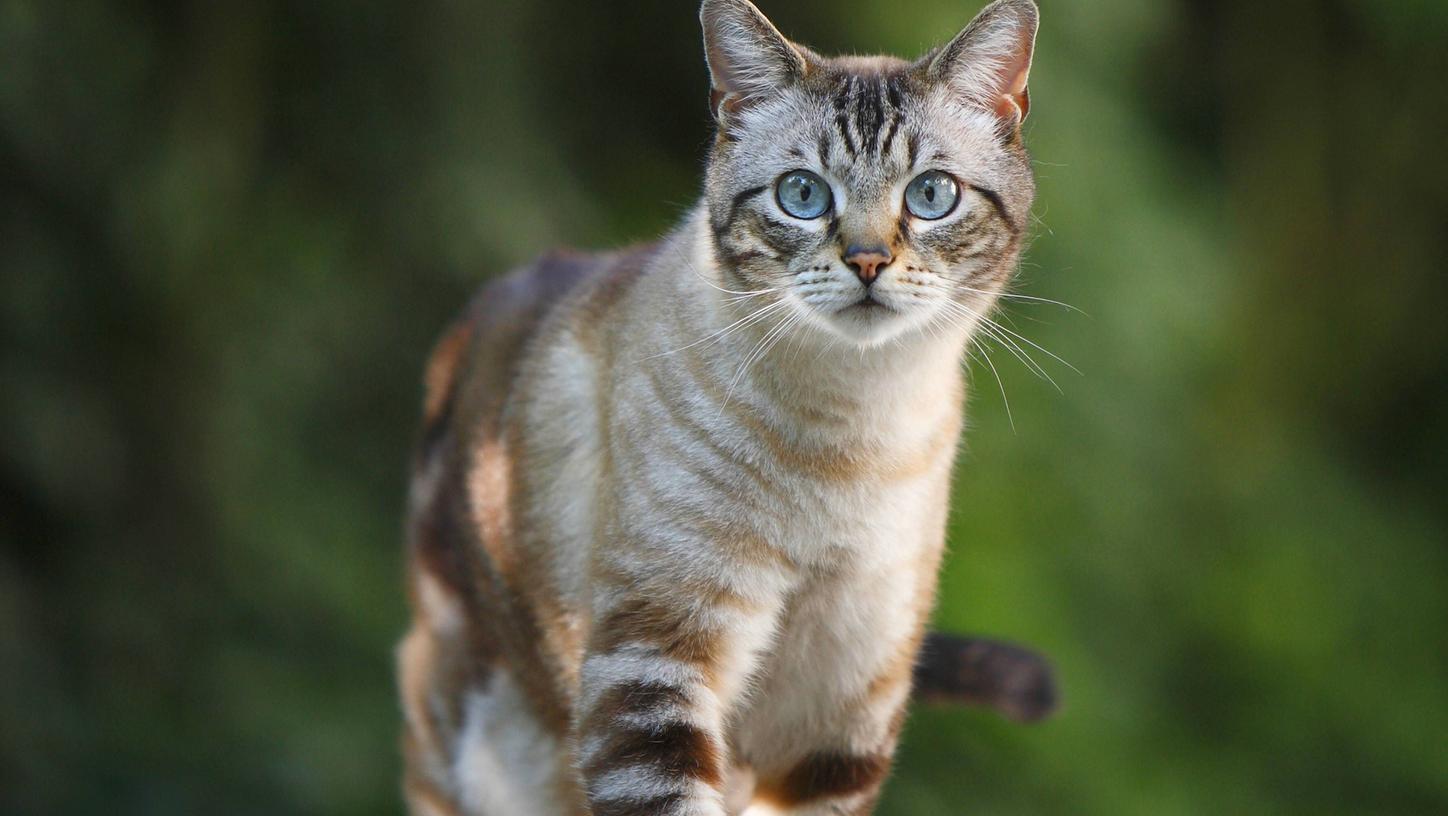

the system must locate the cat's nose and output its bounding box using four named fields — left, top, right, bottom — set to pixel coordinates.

left=843, top=245, right=893, bottom=286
